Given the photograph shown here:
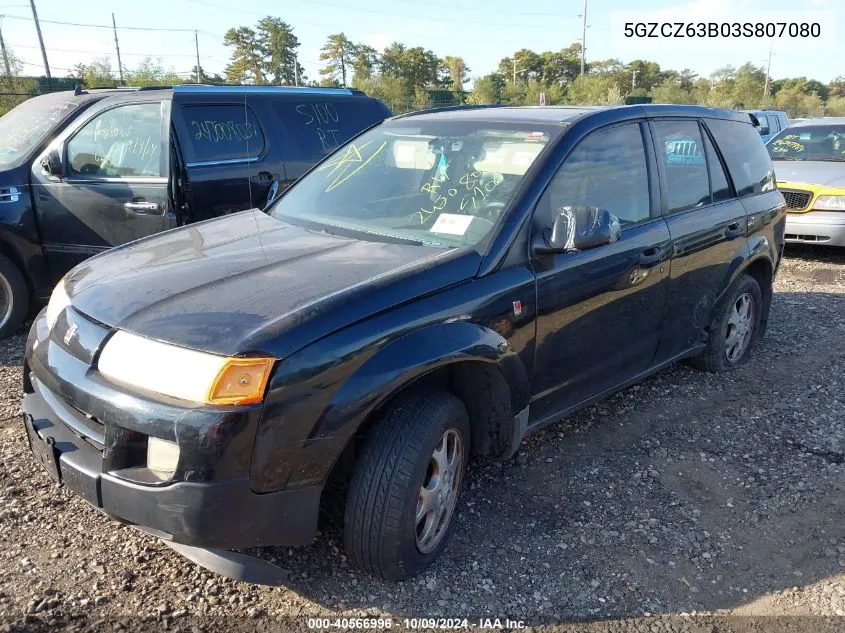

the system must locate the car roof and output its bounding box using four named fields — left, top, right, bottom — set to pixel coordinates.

left=789, top=117, right=845, bottom=126
left=392, top=104, right=753, bottom=126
